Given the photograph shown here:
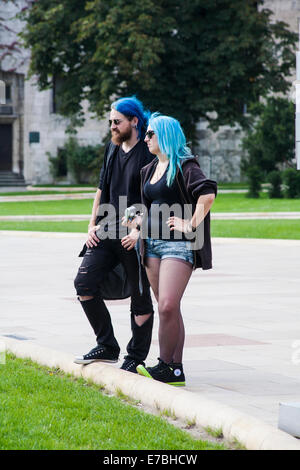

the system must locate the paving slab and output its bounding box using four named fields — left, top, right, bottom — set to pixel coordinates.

left=1, top=231, right=300, bottom=433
